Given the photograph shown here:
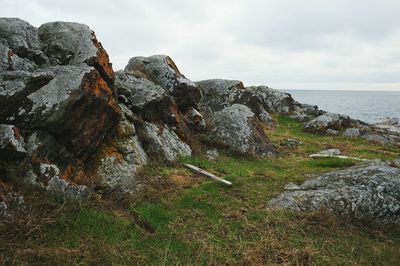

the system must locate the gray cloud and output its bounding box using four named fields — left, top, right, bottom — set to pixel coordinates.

left=1, top=0, right=399, bottom=91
